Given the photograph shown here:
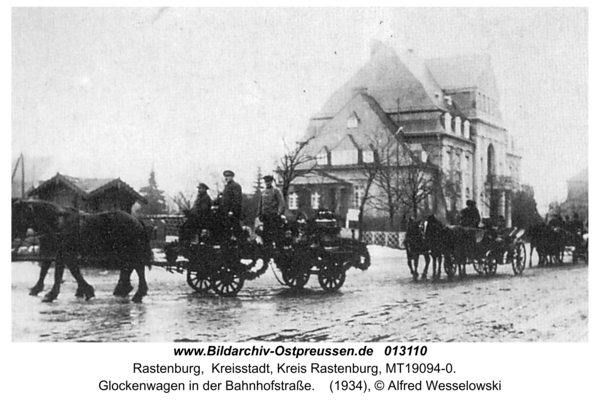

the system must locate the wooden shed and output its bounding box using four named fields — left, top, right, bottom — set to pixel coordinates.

left=27, top=173, right=147, bottom=214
